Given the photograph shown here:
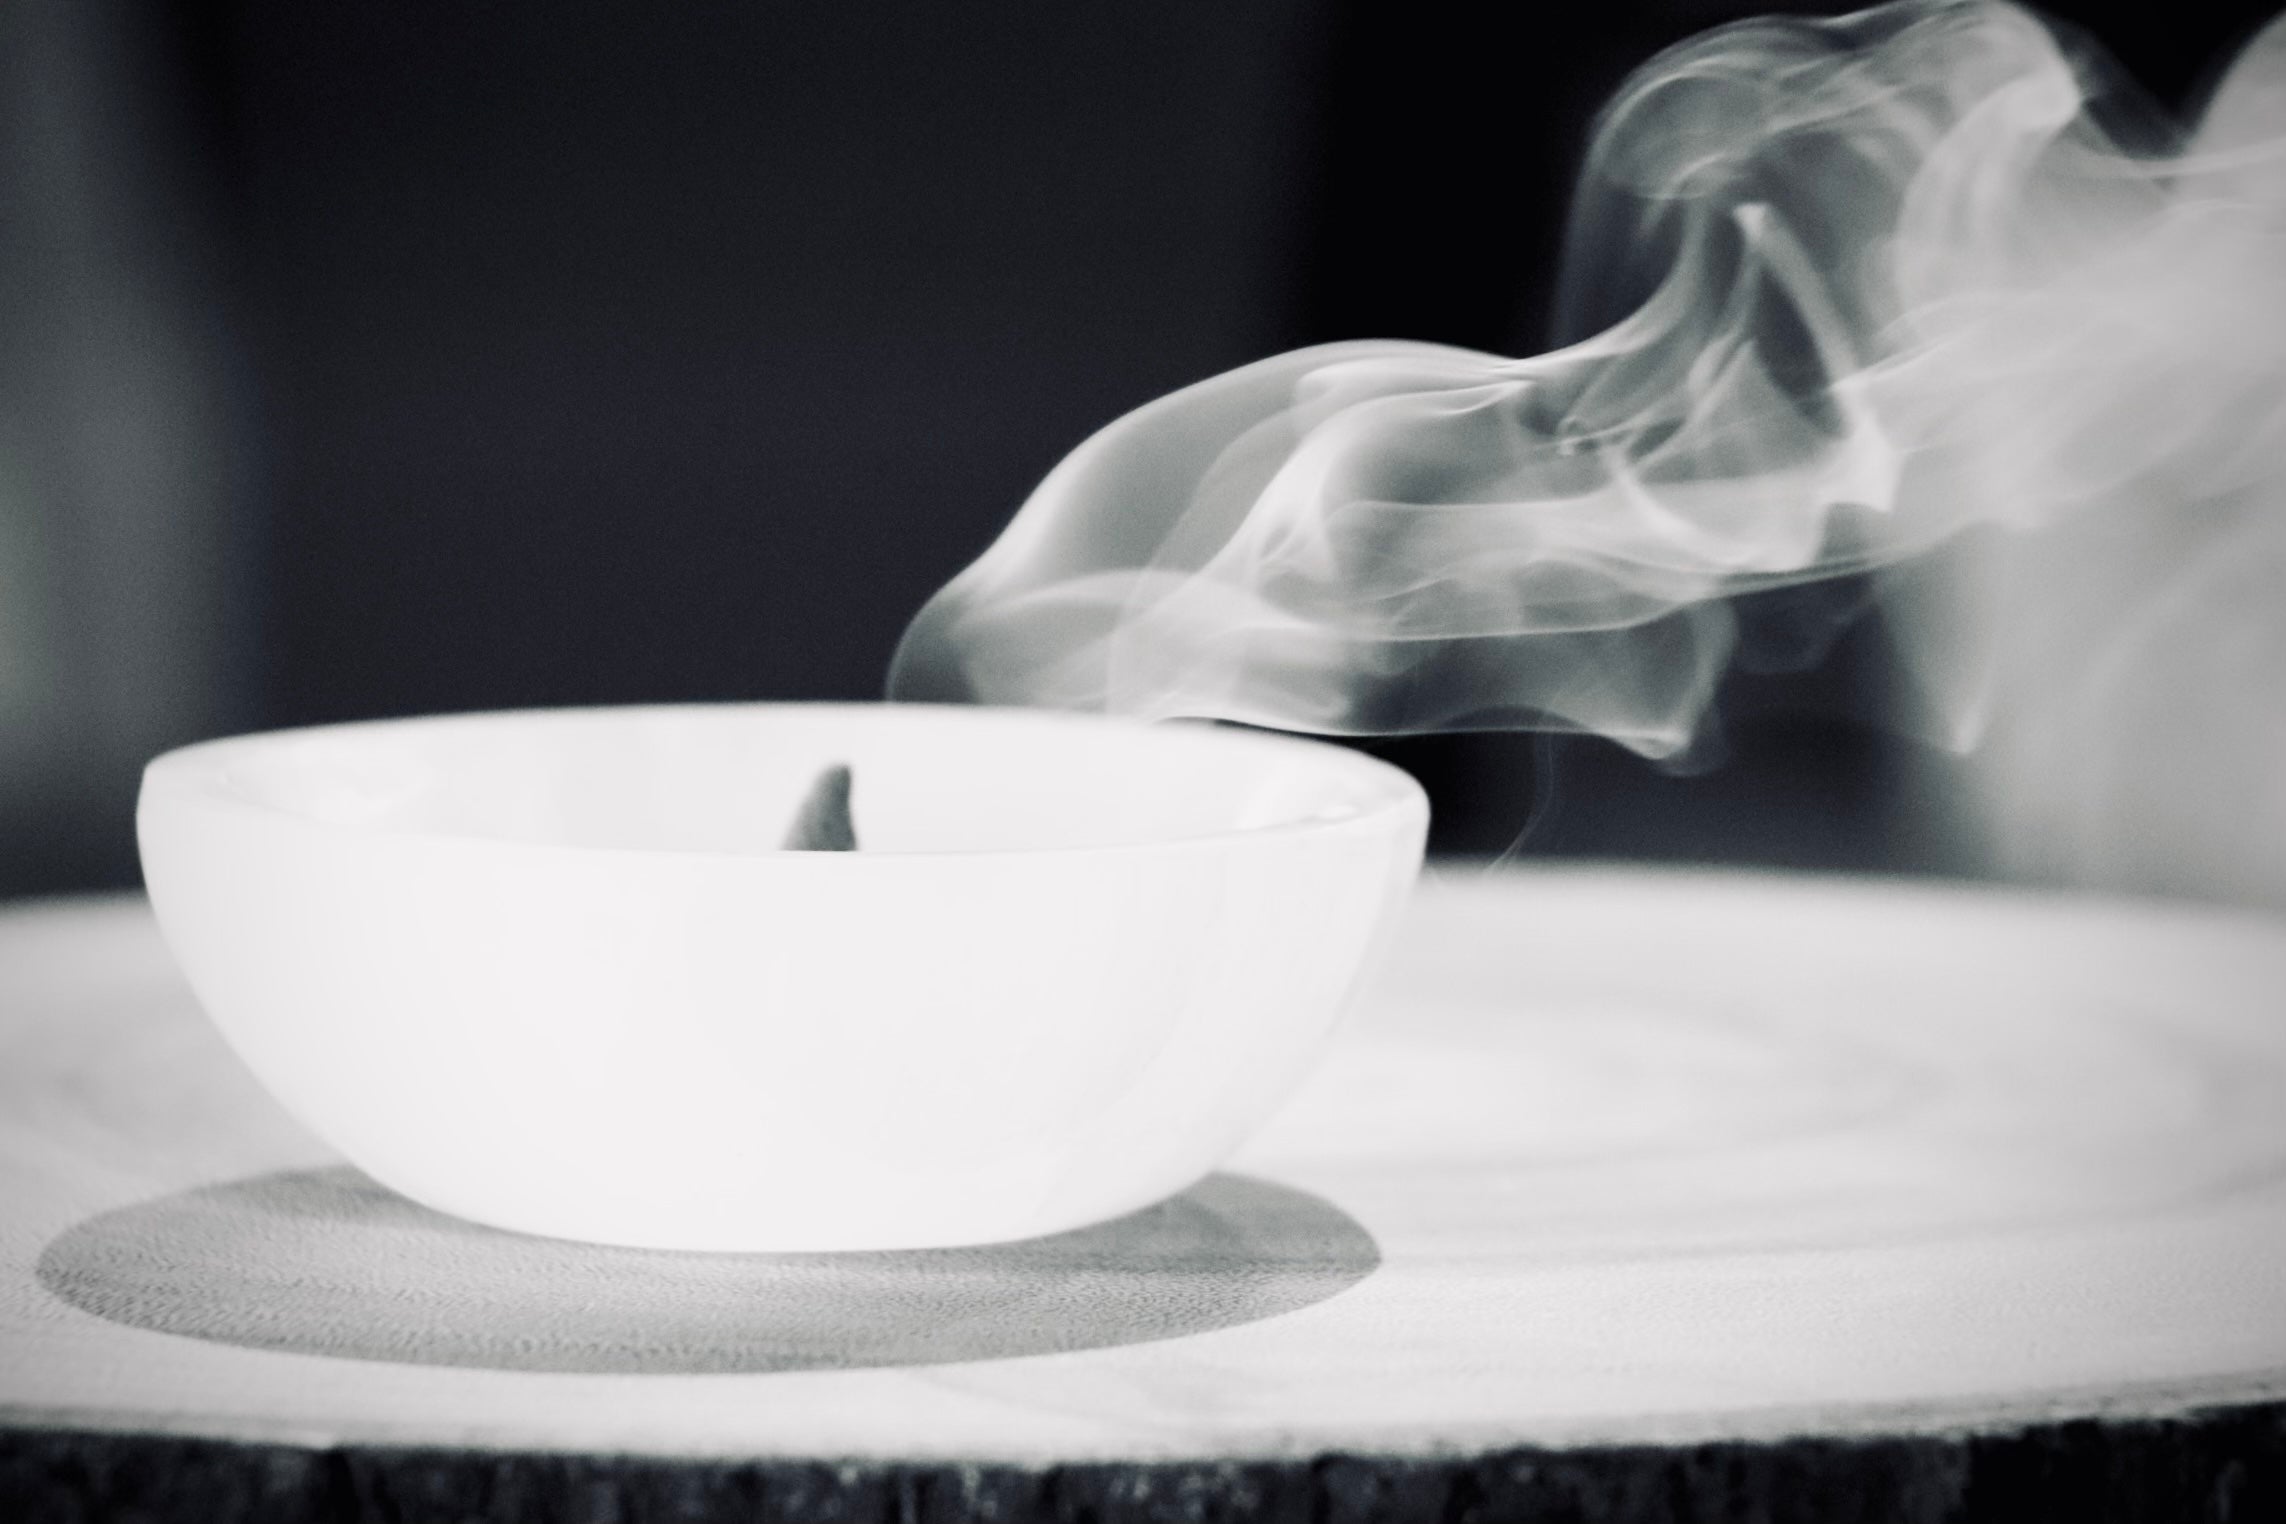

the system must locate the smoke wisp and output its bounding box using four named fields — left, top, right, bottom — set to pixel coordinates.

left=891, top=0, right=2286, bottom=901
